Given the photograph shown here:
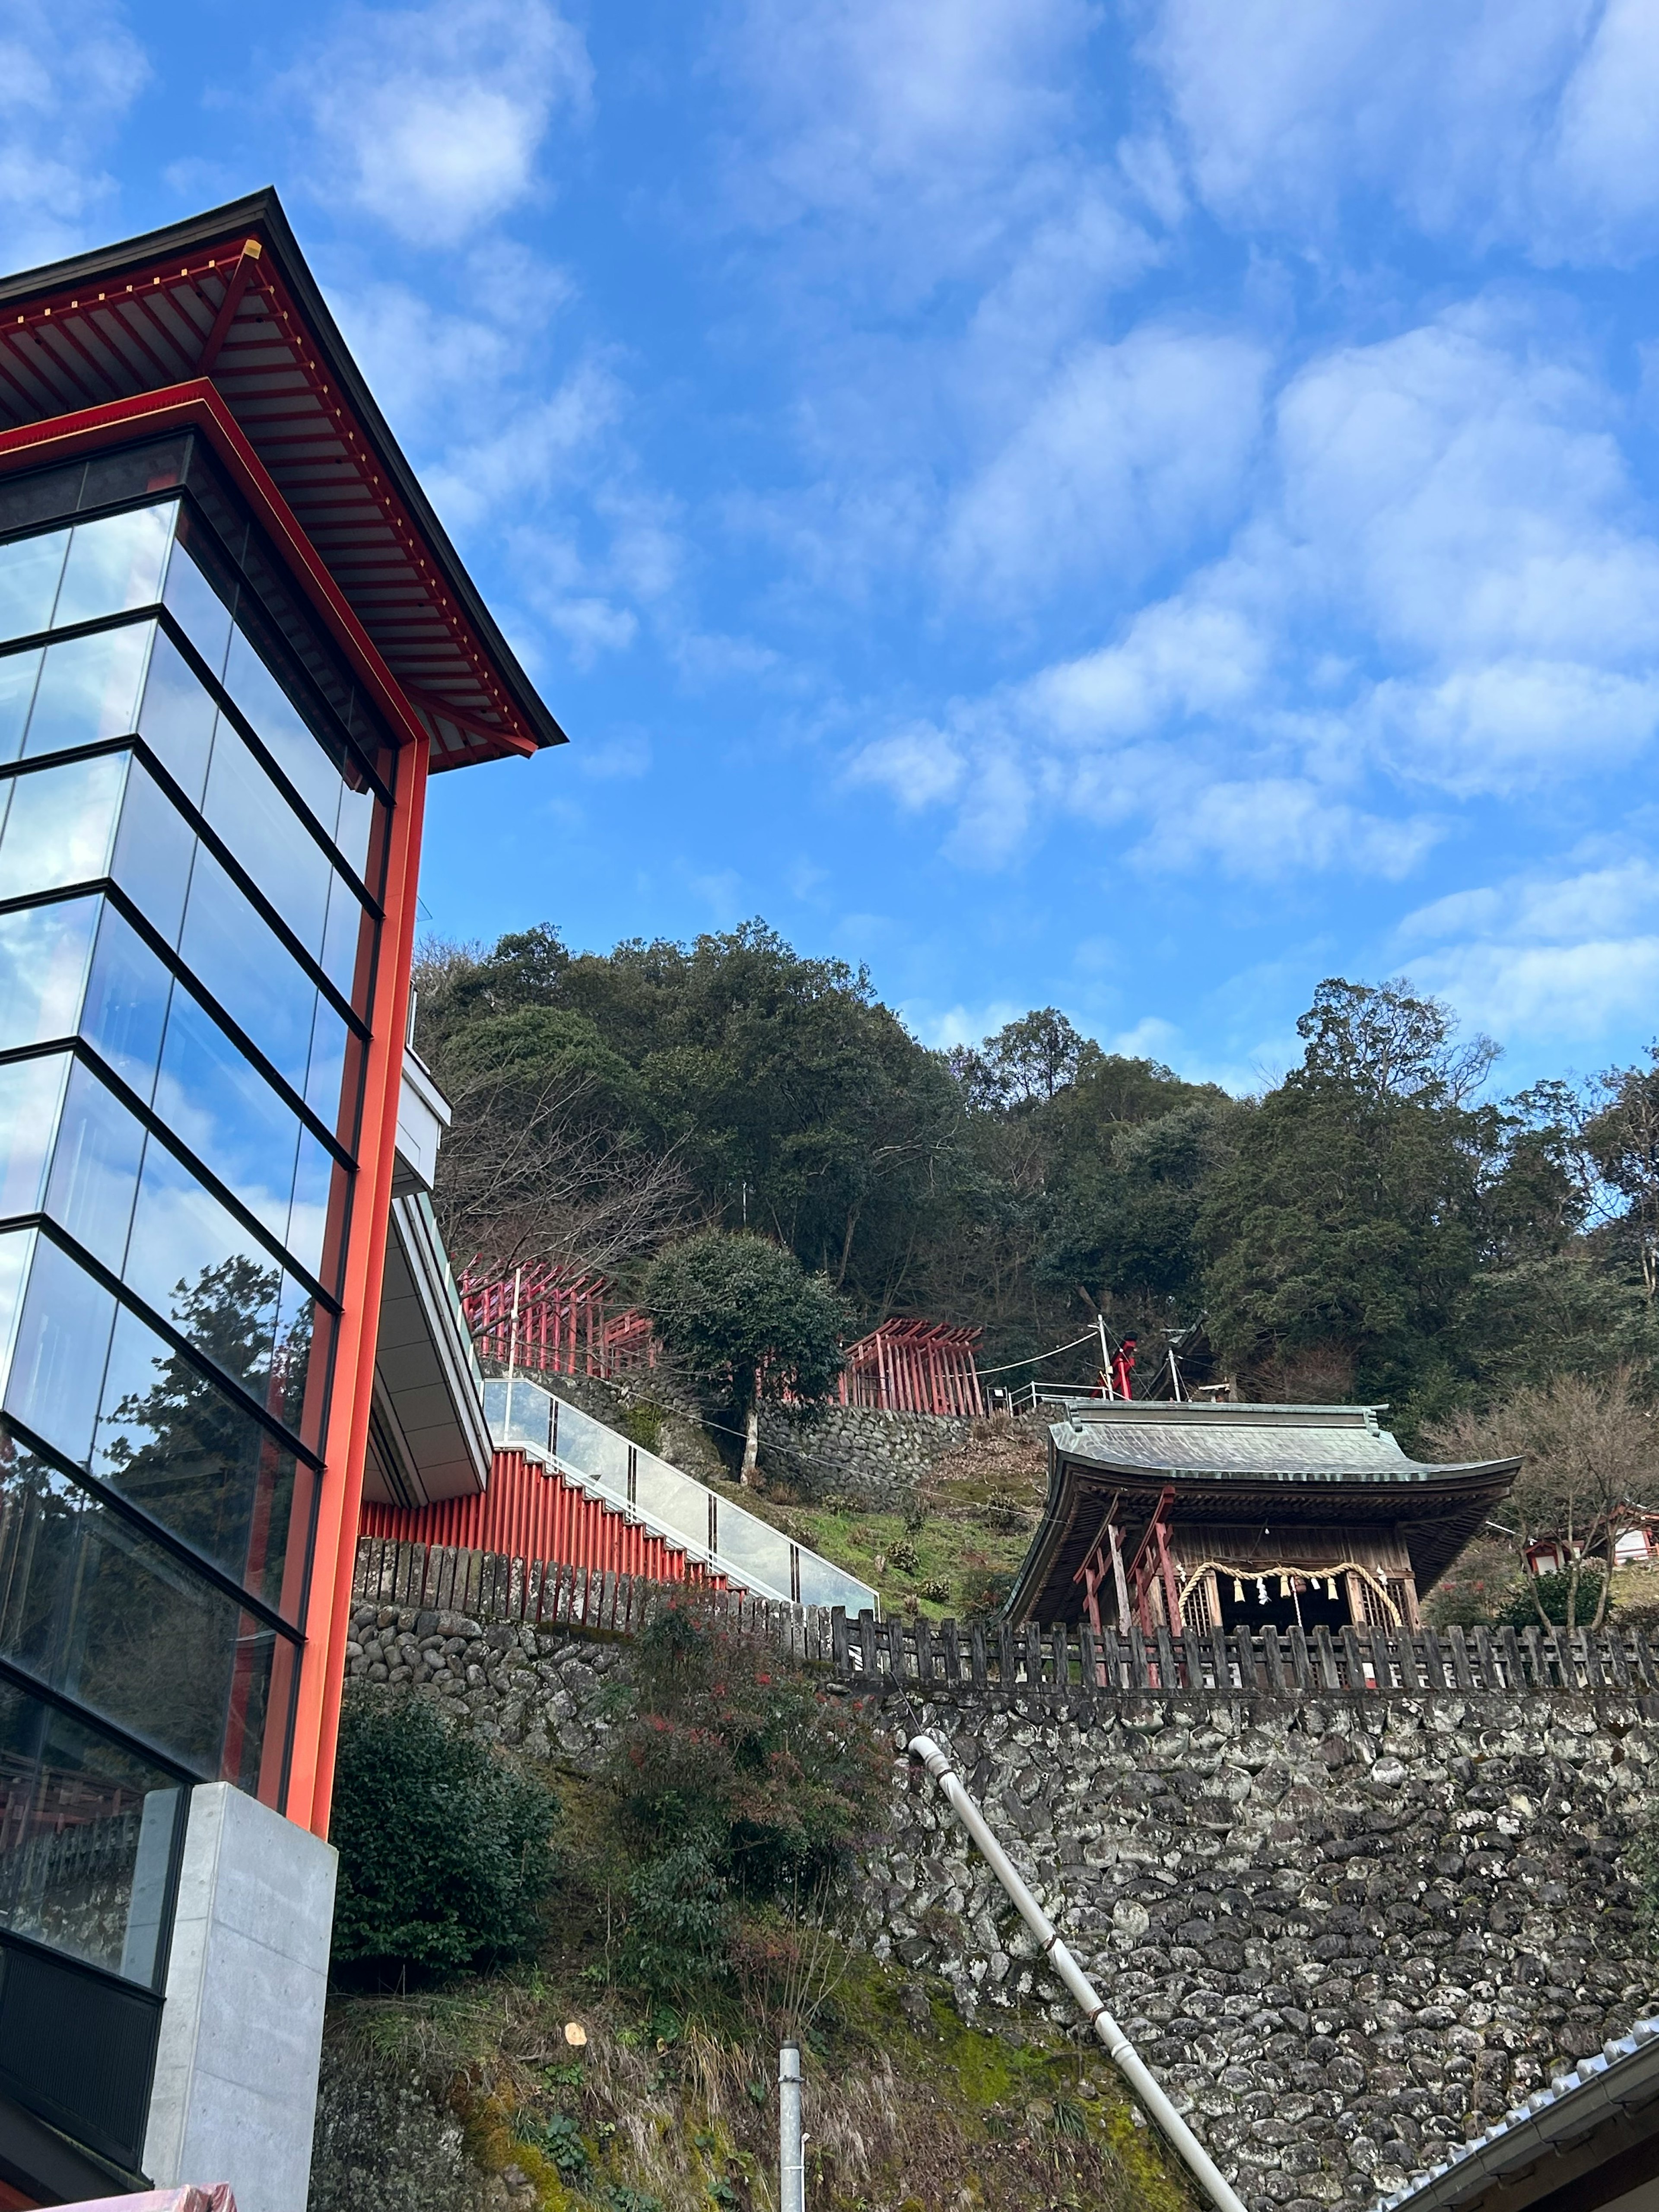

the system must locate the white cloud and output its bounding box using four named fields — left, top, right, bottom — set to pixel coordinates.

left=846, top=725, right=968, bottom=812
left=842, top=293, right=1659, bottom=884
left=301, top=0, right=590, bottom=248
left=1398, top=857, right=1659, bottom=1044
left=1131, top=779, right=1440, bottom=883
left=1027, top=595, right=1270, bottom=742
left=906, top=999, right=1025, bottom=1050
left=1141, top=0, right=1659, bottom=268
left=0, top=0, right=147, bottom=264
left=425, top=356, right=625, bottom=526
left=941, top=327, right=1270, bottom=604
left=724, top=0, right=1096, bottom=228
left=328, top=281, right=521, bottom=441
